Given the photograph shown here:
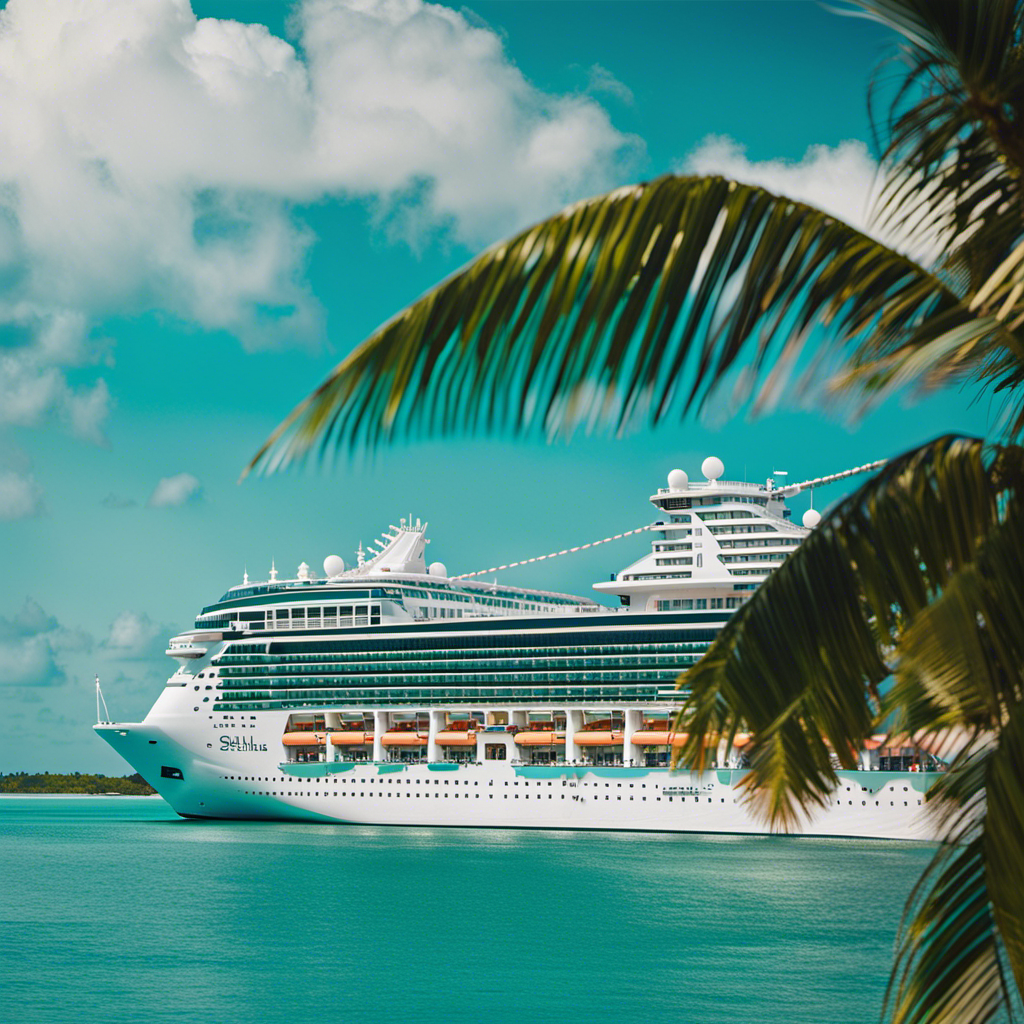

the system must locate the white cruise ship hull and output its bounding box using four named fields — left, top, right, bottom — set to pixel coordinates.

left=96, top=716, right=938, bottom=840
